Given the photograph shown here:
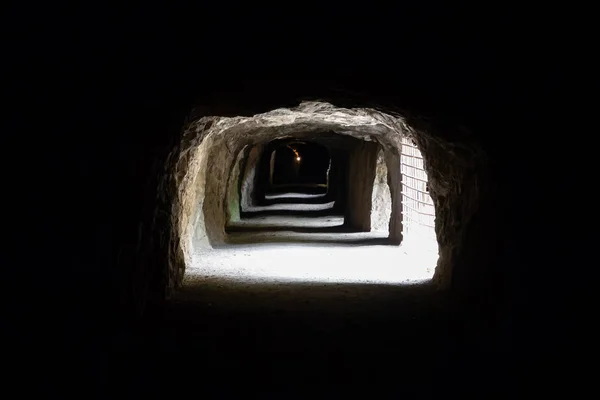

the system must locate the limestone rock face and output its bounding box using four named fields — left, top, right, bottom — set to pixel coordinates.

left=239, top=144, right=263, bottom=212
left=371, top=148, right=392, bottom=233
left=345, top=141, right=378, bottom=232
left=155, top=101, right=489, bottom=297
left=225, top=145, right=247, bottom=224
